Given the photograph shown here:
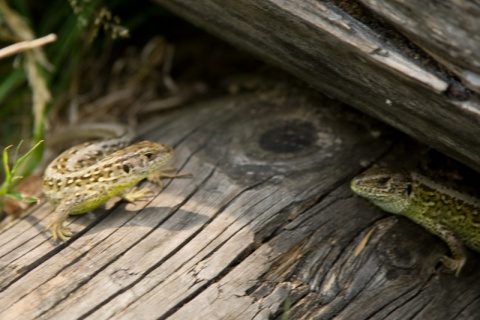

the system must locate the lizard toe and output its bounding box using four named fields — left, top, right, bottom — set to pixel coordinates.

left=440, top=255, right=466, bottom=277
